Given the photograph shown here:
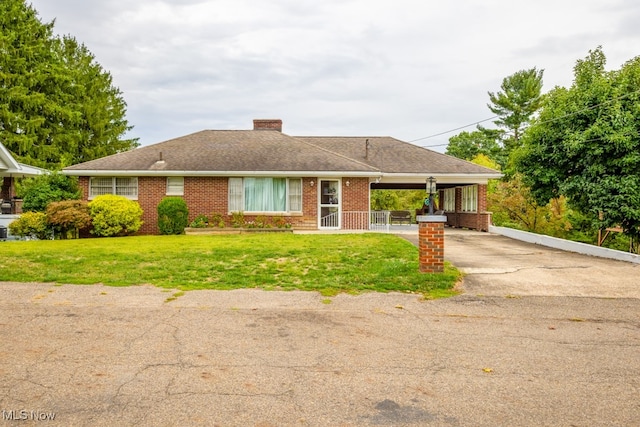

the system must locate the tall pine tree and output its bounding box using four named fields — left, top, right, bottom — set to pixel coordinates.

left=0, top=0, right=138, bottom=169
